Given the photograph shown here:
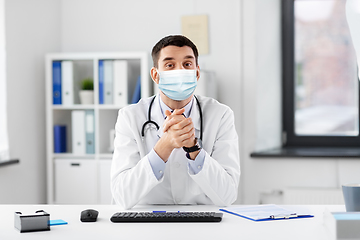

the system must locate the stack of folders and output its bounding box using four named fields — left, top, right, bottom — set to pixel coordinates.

left=220, top=204, right=314, bottom=222
left=71, top=110, right=95, bottom=155
left=52, top=61, right=74, bottom=105
left=98, top=60, right=141, bottom=106
left=324, top=210, right=360, bottom=240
